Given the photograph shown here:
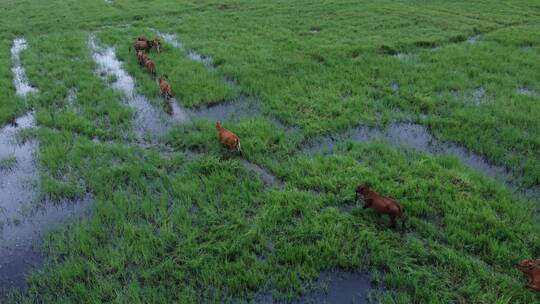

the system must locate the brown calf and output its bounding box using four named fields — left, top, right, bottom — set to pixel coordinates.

left=515, top=259, right=540, bottom=292
left=215, top=121, right=241, bottom=152
left=159, top=78, right=172, bottom=100
left=144, top=58, right=156, bottom=76
left=356, top=184, right=406, bottom=231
